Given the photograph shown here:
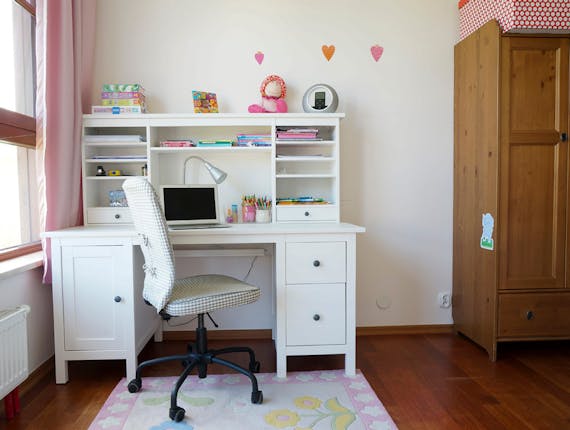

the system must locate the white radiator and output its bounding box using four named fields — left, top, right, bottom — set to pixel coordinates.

left=0, top=305, right=30, bottom=400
